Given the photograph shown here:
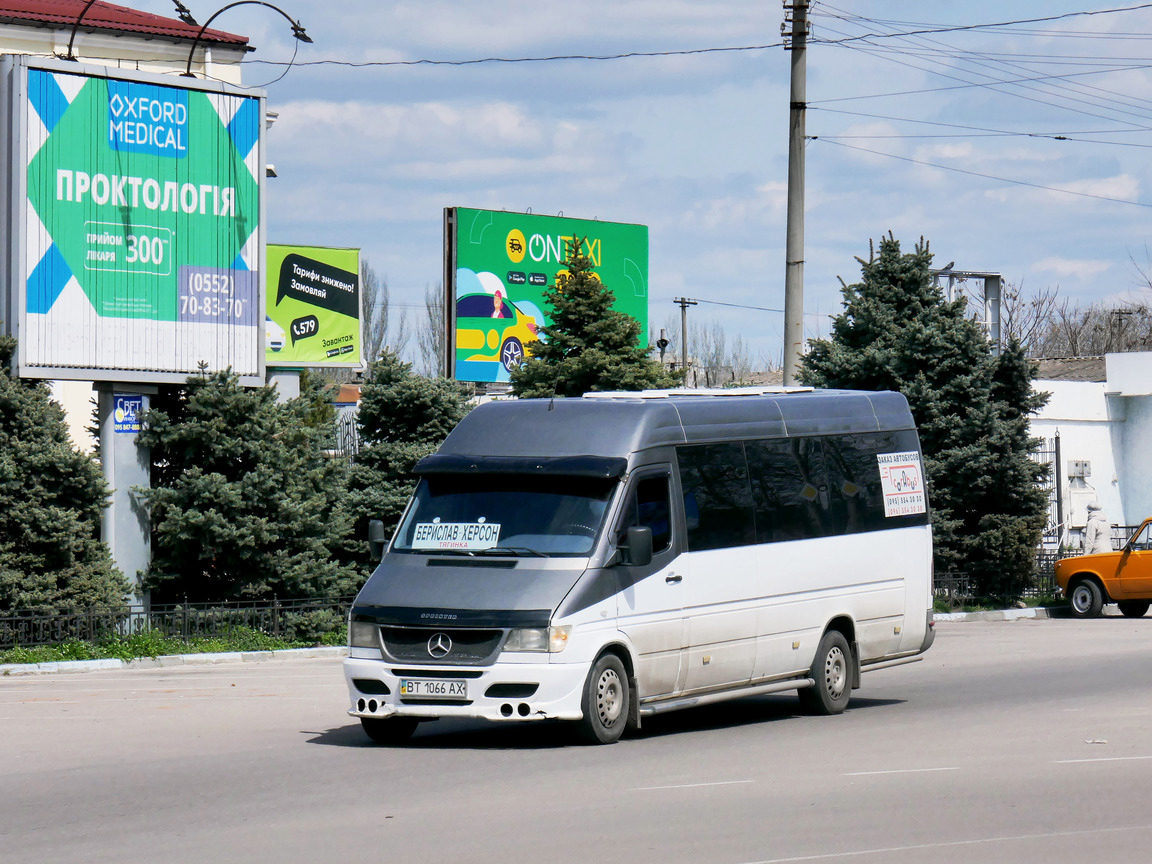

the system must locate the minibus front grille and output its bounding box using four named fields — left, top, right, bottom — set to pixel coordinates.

left=379, top=627, right=503, bottom=665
